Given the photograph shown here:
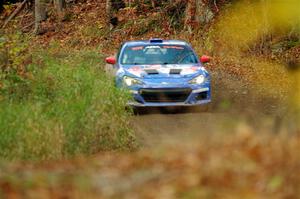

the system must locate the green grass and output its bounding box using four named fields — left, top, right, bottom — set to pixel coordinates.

left=0, top=48, right=137, bottom=160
